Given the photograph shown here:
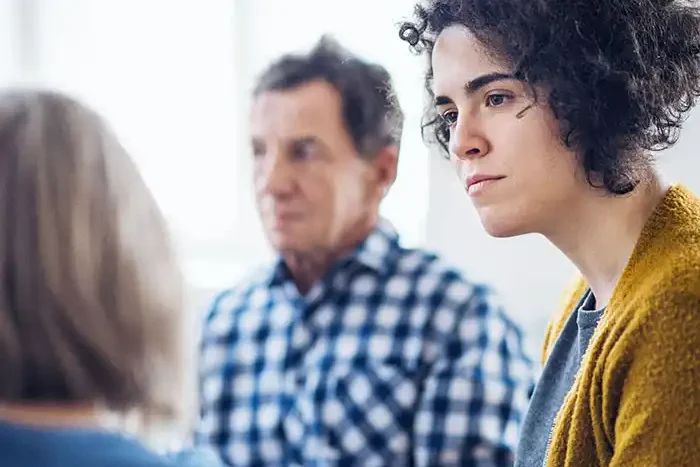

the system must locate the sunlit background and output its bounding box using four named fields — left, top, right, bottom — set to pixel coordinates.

left=4, top=0, right=700, bottom=364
